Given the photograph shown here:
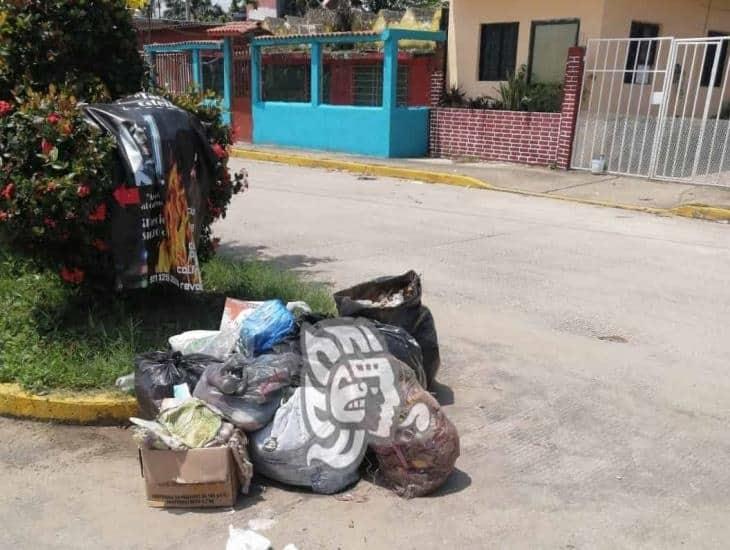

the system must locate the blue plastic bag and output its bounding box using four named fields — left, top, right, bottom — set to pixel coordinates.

left=239, top=299, right=296, bottom=356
